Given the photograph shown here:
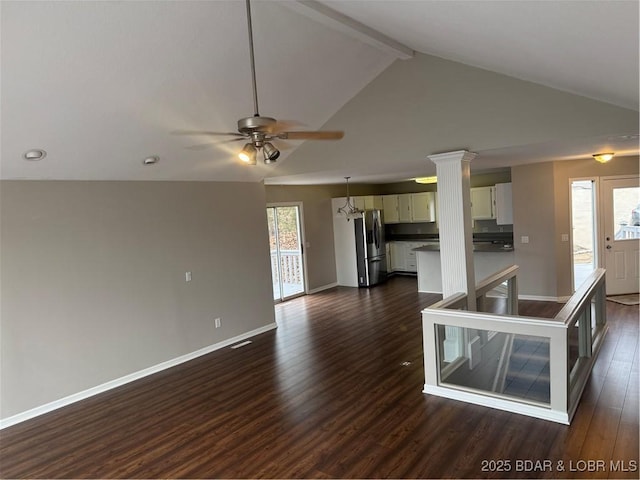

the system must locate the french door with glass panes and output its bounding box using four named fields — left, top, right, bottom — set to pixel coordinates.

left=267, top=204, right=306, bottom=302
